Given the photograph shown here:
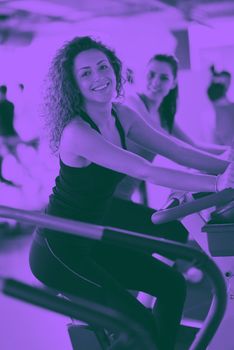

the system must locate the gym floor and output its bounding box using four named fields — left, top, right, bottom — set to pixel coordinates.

left=0, top=224, right=212, bottom=350
left=0, top=226, right=72, bottom=350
